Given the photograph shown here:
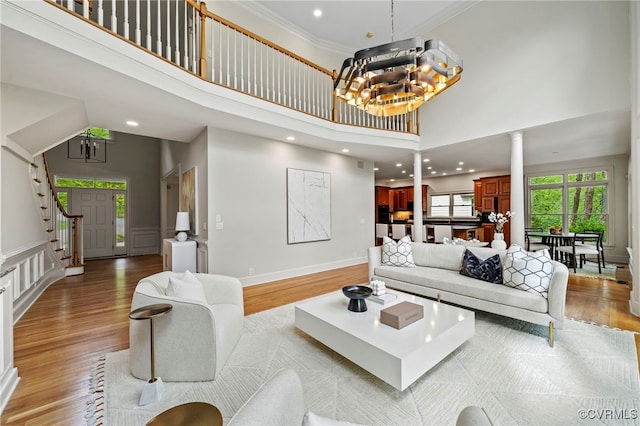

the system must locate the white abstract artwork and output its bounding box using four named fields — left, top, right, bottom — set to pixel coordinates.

left=287, top=168, right=331, bottom=244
